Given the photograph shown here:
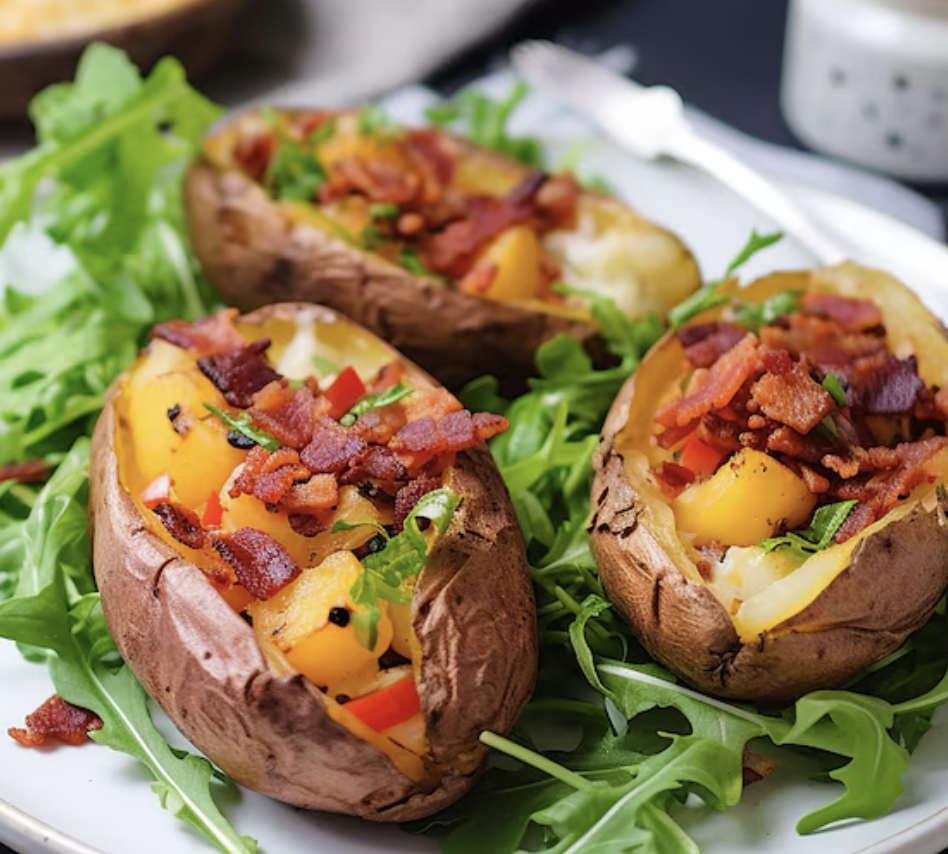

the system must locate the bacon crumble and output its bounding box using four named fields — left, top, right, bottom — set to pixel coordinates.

left=8, top=695, right=103, bottom=748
